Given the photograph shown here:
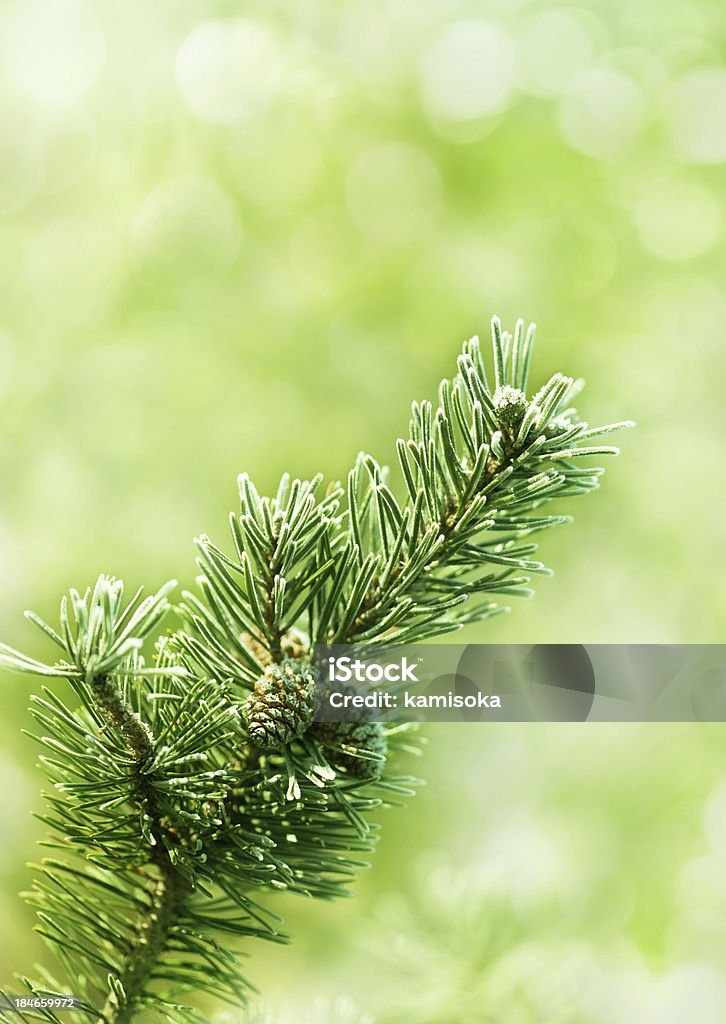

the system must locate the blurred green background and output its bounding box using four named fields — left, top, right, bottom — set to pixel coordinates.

left=1, top=0, right=725, bottom=1021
